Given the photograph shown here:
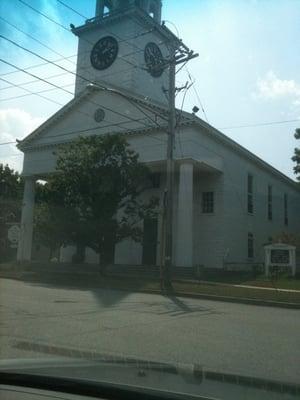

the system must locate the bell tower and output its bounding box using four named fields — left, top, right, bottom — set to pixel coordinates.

left=71, top=0, right=179, bottom=105
left=95, top=1, right=162, bottom=23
